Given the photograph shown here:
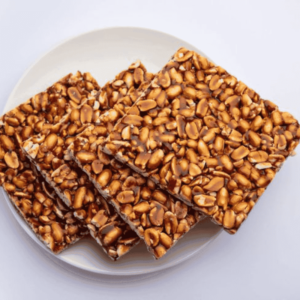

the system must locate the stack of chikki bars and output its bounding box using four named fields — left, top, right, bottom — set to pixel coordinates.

left=2, top=48, right=299, bottom=261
